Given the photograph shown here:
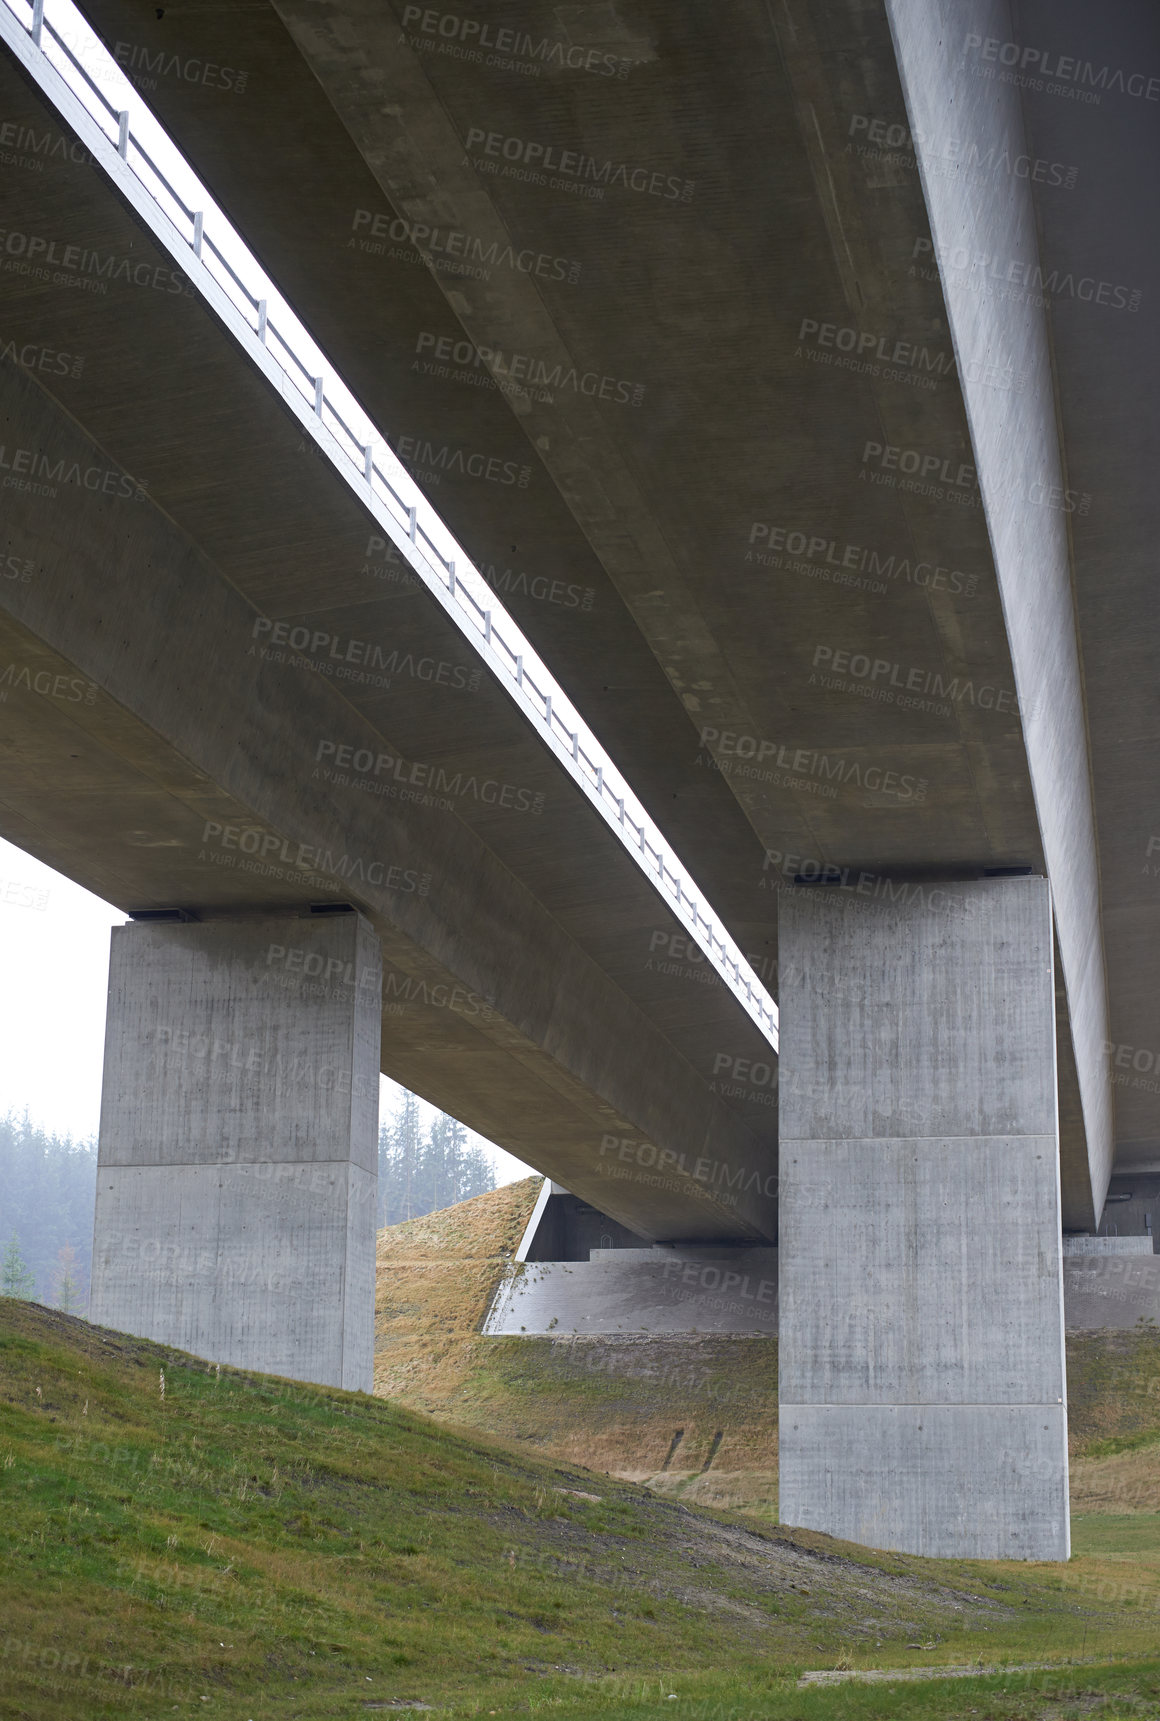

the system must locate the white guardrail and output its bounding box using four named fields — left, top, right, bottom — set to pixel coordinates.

left=0, top=0, right=778, bottom=1049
